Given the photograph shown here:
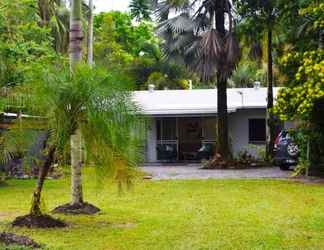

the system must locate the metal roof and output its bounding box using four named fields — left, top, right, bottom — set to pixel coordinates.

left=133, top=87, right=280, bottom=115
